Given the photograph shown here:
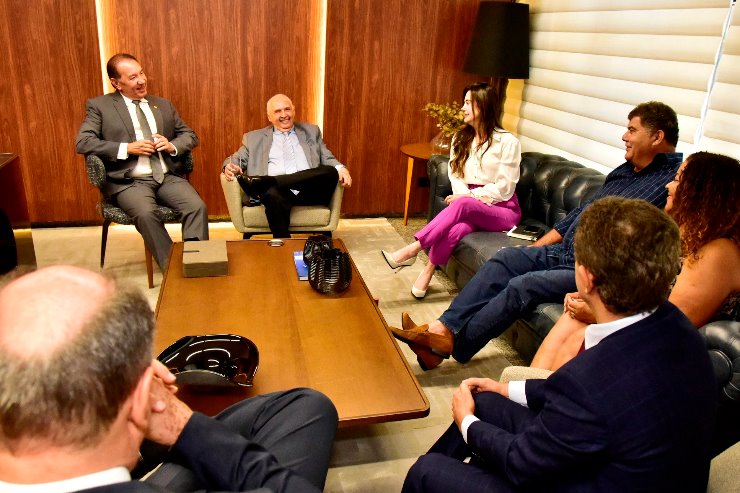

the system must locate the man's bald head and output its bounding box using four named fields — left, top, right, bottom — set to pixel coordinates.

left=0, top=266, right=154, bottom=448
left=266, top=94, right=295, bottom=132
left=266, top=93, right=293, bottom=113
left=0, top=266, right=114, bottom=358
